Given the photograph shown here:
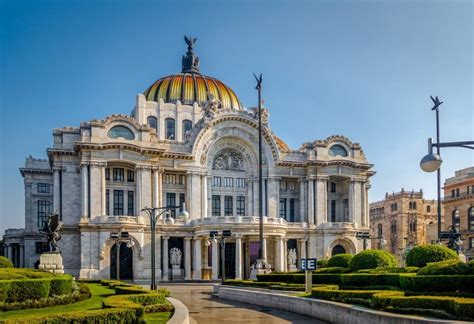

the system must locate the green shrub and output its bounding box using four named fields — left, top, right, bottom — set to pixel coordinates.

left=5, top=278, right=51, bottom=302
left=49, top=275, right=73, bottom=296
left=349, top=250, right=396, bottom=271
left=340, top=273, right=403, bottom=287
left=3, top=308, right=138, bottom=324
left=406, top=244, right=458, bottom=268
left=0, top=281, right=12, bottom=302
left=103, top=292, right=167, bottom=318
left=312, top=274, right=343, bottom=285
left=317, top=259, right=329, bottom=268
left=257, top=273, right=305, bottom=283
left=328, top=254, right=353, bottom=268
left=357, top=266, right=419, bottom=274
left=0, top=268, right=53, bottom=280
left=417, top=259, right=473, bottom=275
left=0, top=256, right=13, bottom=268
left=400, top=275, right=474, bottom=293
left=314, top=267, right=351, bottom=274
left=114, top=285, right=146, bottom=295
